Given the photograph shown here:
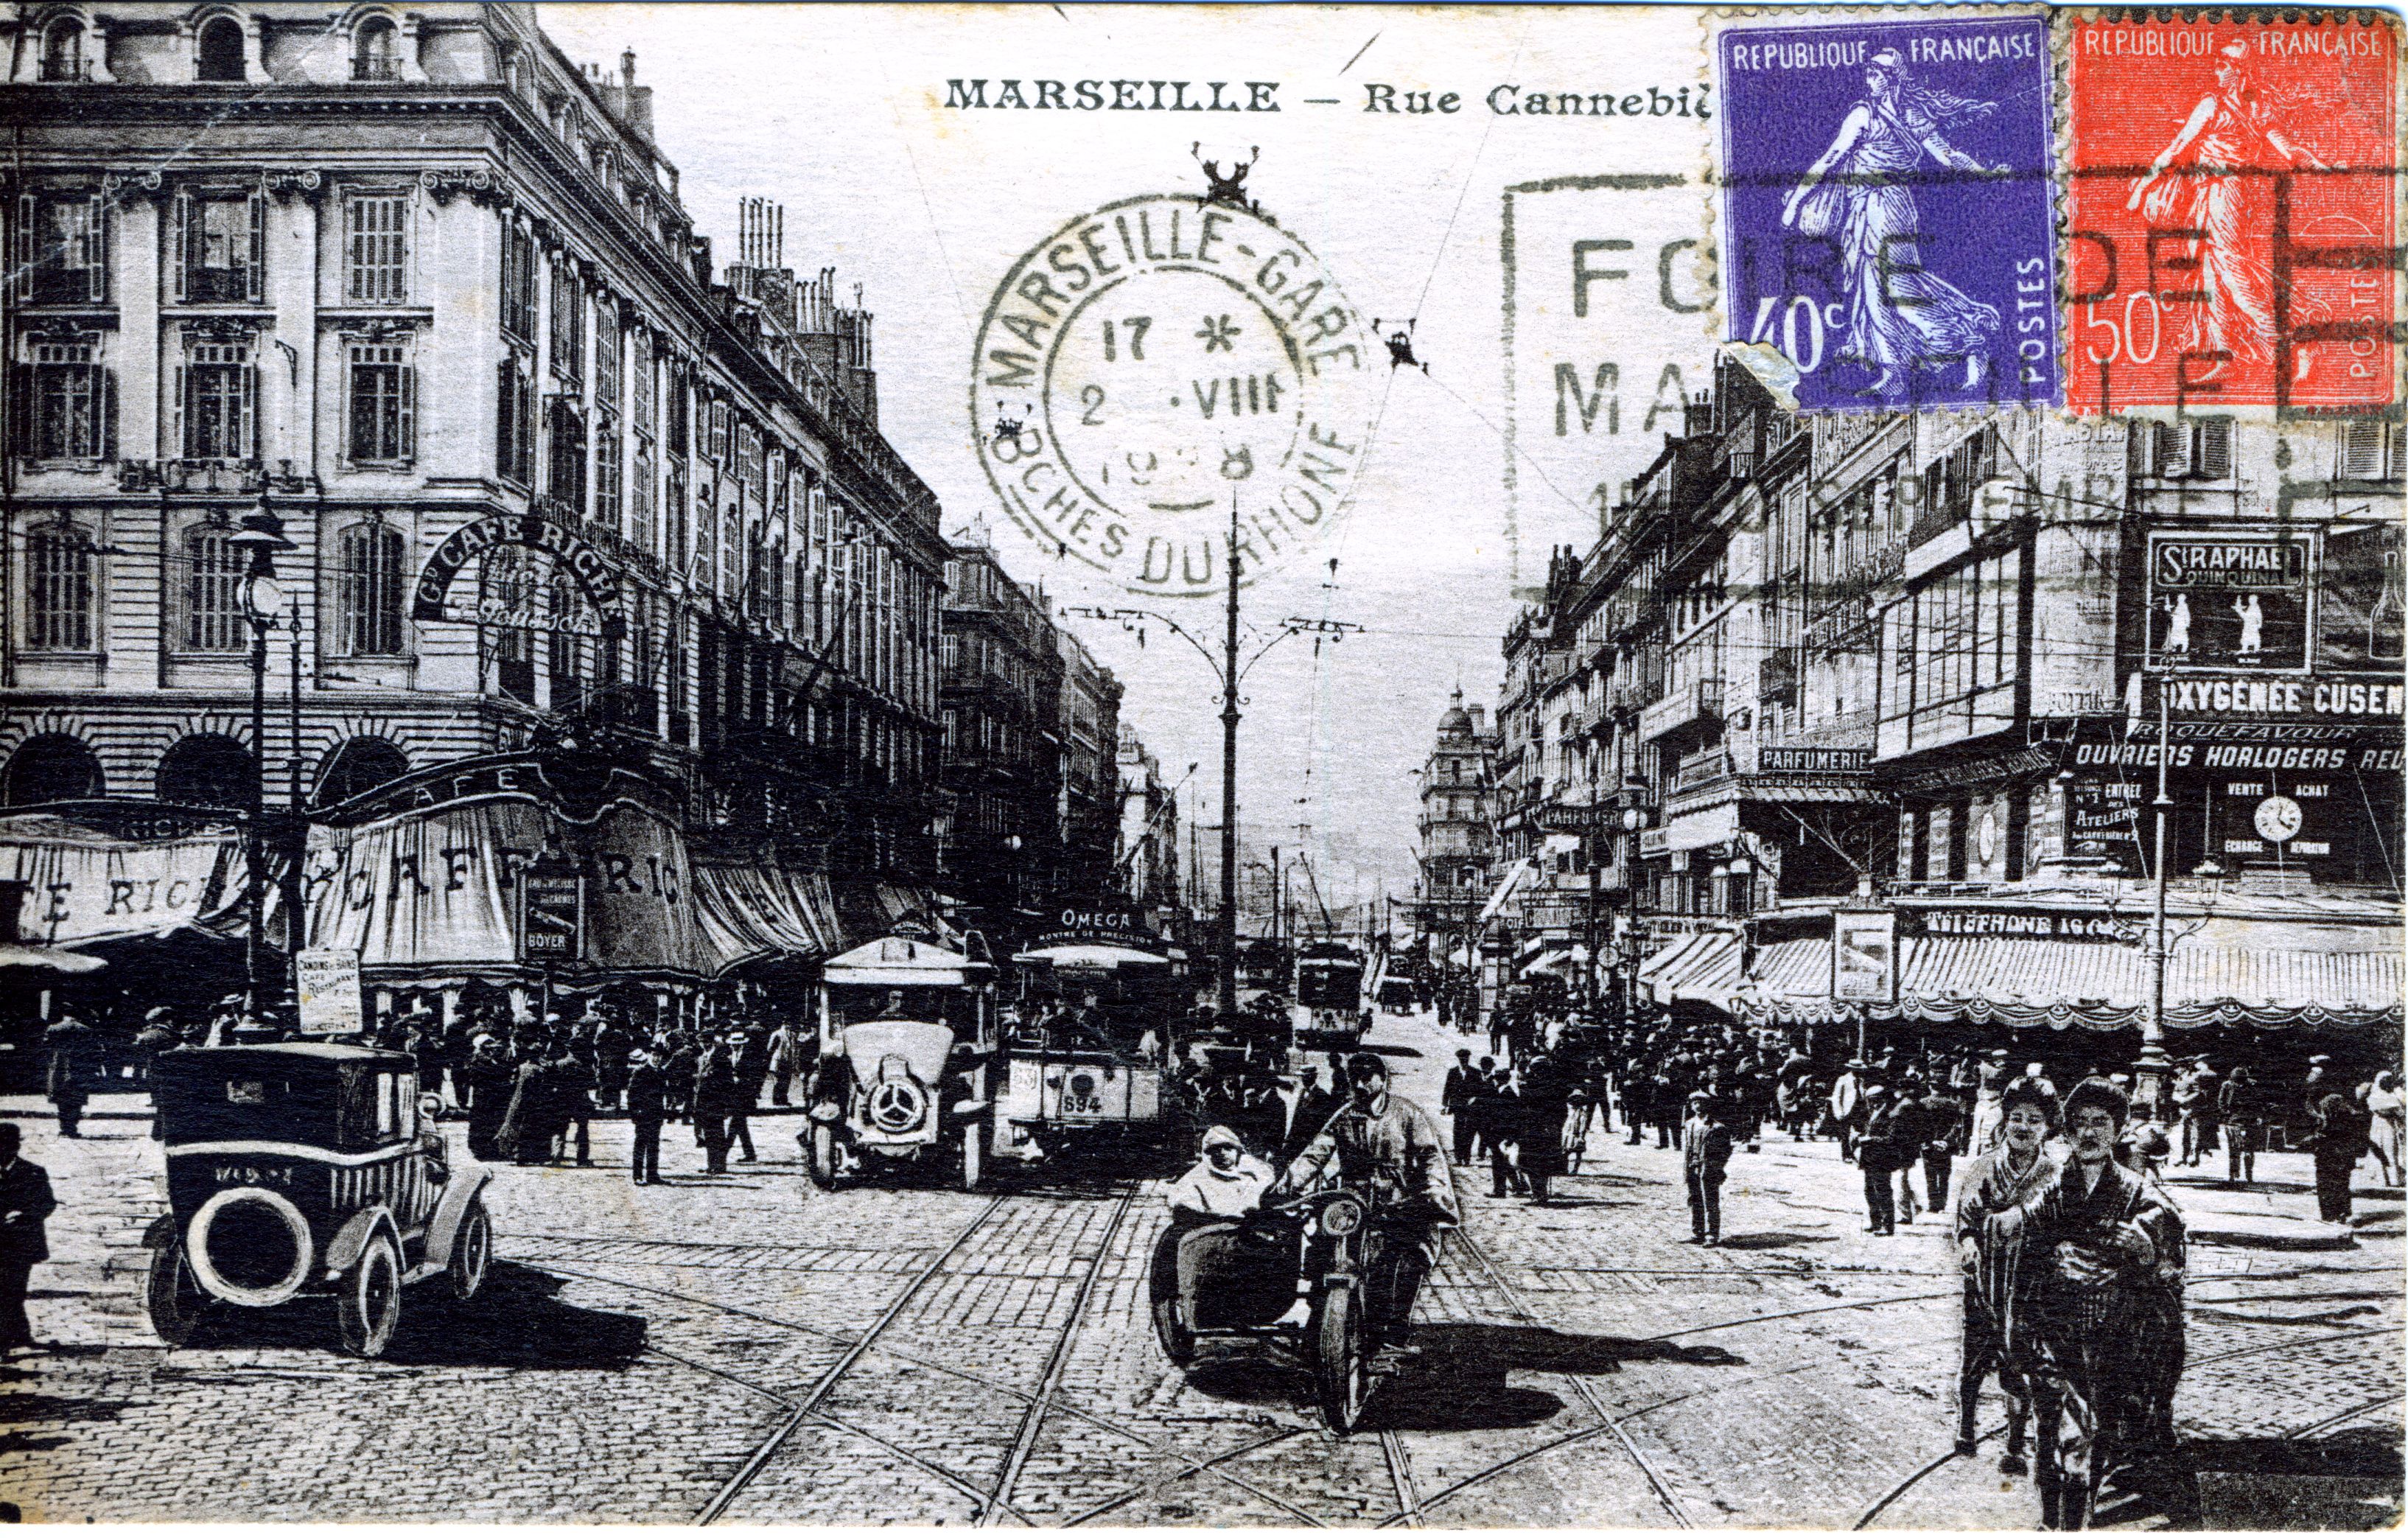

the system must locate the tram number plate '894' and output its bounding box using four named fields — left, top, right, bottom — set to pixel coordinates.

left=1060, top=1092, right=1106, bottom=1117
